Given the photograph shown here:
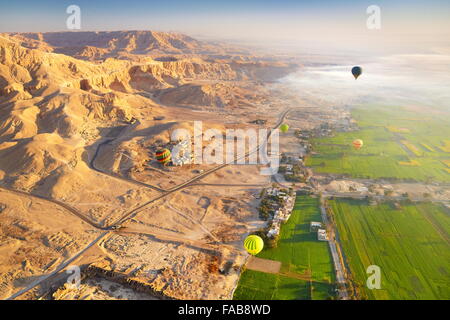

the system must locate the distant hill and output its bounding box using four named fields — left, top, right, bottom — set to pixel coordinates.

left=2, top=30, right=237, bottom=61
